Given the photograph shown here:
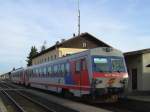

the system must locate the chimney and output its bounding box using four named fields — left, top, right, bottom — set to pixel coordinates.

left=61, top=39, right=65, bottom=43
left=73, top=33, right=76, bottom=37
left=56, top=41, right=59, bottom=45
